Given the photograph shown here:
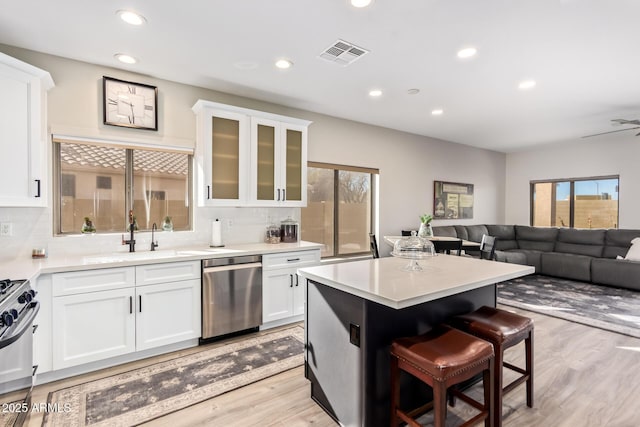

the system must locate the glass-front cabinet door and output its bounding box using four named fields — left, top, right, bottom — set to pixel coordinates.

left=281, top=124, right=307, bottom=206
left=193, top=103, right=248, bottom=206
left=251, top=117, right=278, bottom=204
left=250, top=119, right=307, bottom=206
